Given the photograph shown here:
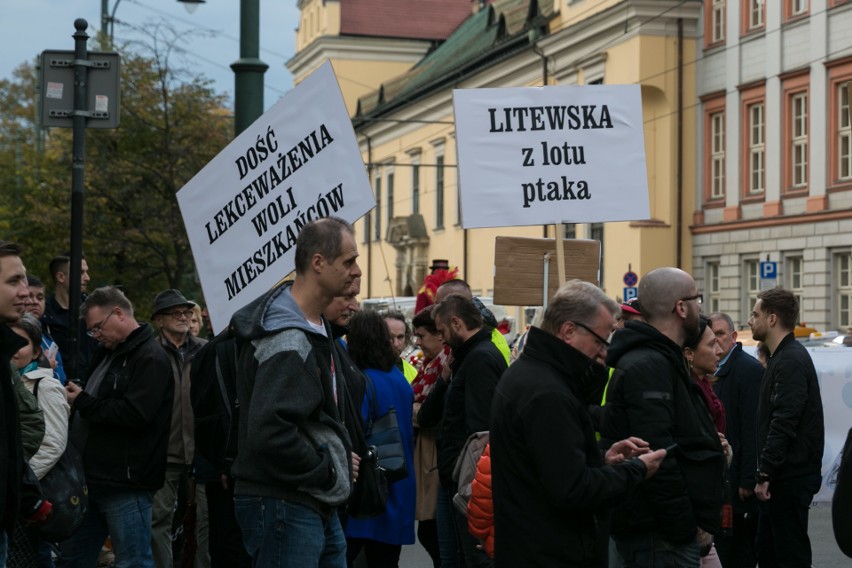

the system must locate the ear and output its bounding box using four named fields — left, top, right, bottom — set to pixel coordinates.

left=310, top=252, right=325, bottom=273
left=55, top=270, right=67, bottom=285
left=558, top=320, right=575, bottom=343
left=684, top=347, right=694, bottom=361
left=731, top=329, right=738, bottom=342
